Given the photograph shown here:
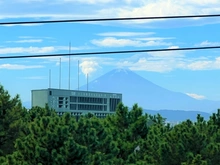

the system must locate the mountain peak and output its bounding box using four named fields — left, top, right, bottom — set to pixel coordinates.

left=79, top=68, right=220, bottom=112
left=113, top=68, right=132, bottom=74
